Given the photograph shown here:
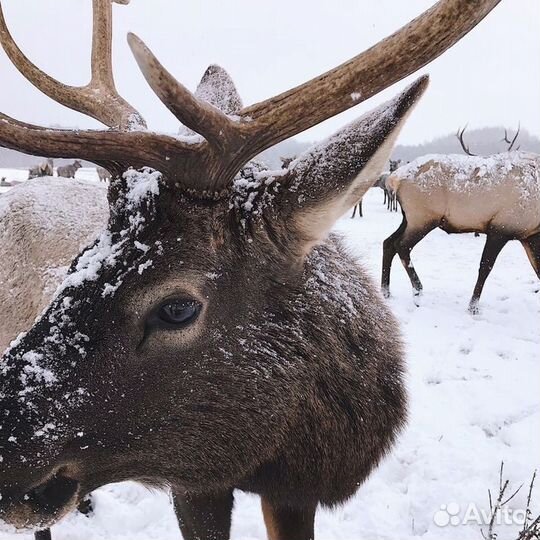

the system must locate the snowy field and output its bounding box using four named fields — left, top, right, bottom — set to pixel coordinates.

left=0, top=167, right=101, bottom=193
left=0, top=182, right=539, bottom=540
